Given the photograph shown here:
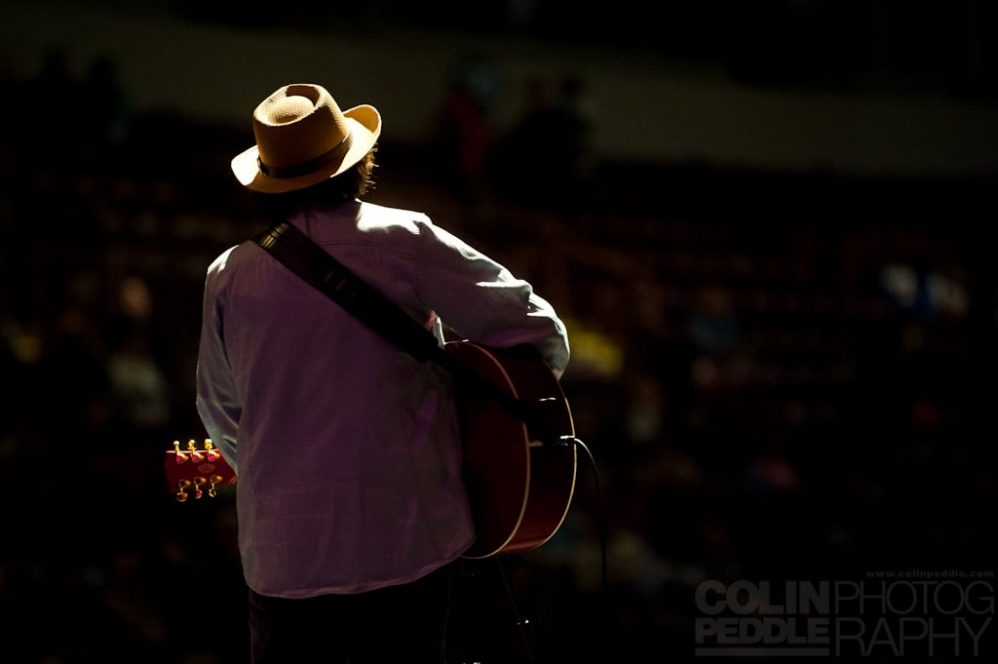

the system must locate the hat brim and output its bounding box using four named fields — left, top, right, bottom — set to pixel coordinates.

left=231, top=104, right=382, bottom=194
